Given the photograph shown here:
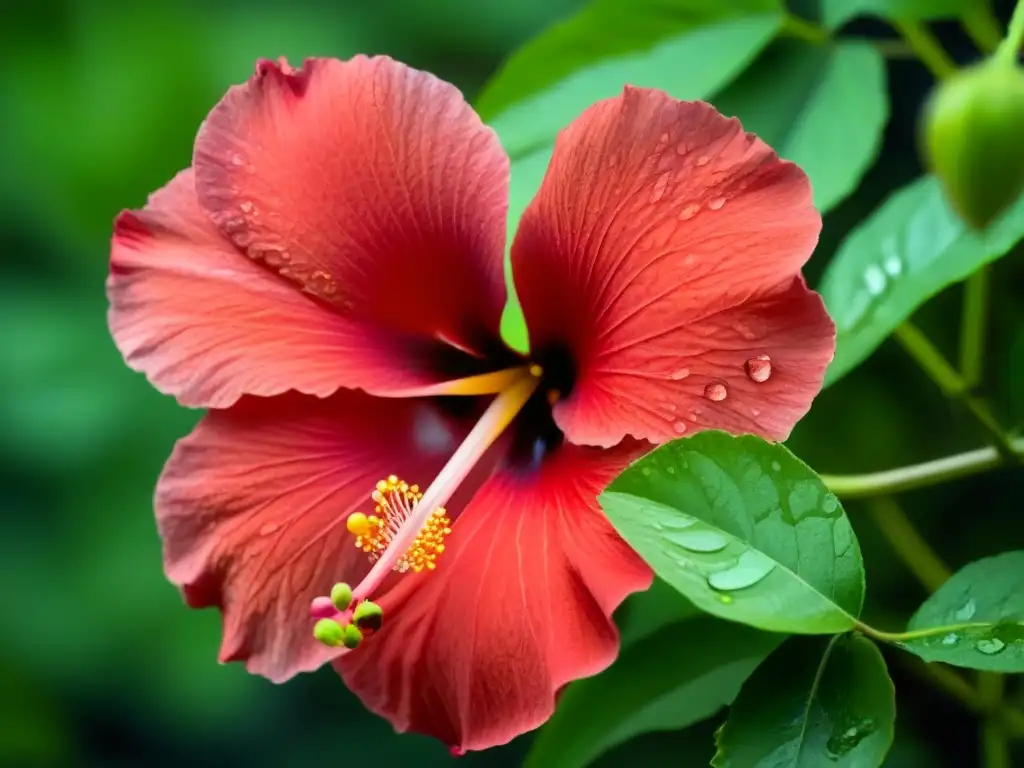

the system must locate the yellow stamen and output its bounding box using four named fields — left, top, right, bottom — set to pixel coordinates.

left=347, top=476, right=453, bottom=573
left=412, top=365, right=537, bottom=396
left=351, top=369, right=542, bottom=600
